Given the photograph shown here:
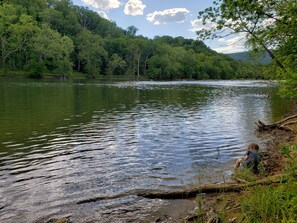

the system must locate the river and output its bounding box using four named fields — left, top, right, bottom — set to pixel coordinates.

left=0, top=79, right=293, bottom=222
